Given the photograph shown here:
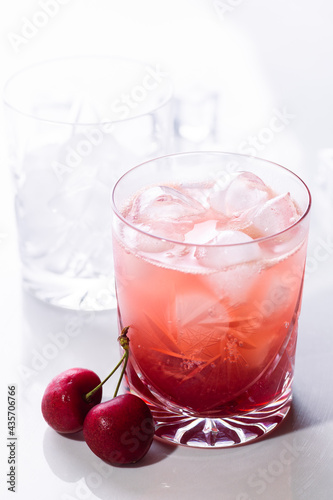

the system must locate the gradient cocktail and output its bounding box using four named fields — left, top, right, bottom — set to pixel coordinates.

left=112, top=152, right=311, bottom=447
